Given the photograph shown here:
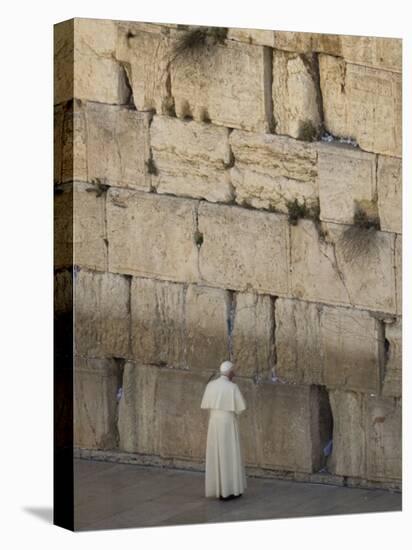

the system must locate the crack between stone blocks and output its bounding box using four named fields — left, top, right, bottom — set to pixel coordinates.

left=119, top=61, right=137, bottom=110
left=312, top=52, right=326, bottom=136
left=318, top=236, right=354, bottom=306
left=226, top=290, right=237, bottom=361
left=269, top=295, right=278, bottom=382
left=103, top=190, right=109, bottom=271
left=193, top=200, right=204, bottom=282
left=263, top=46, right=275, bottom=134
